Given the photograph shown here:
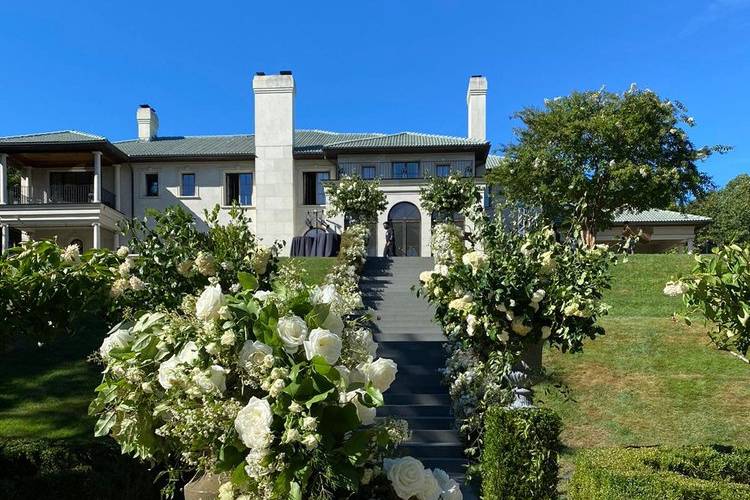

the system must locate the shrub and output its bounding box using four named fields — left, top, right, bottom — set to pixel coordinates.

left=481, top=406, right=562, bottom=500
left=569, top=446, right=750, bottom=499
left=0, top=438, right=162, bottom=500
left=676, top=244, right=750, bottom=362
left=0, top=240, right=120, bottom=346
